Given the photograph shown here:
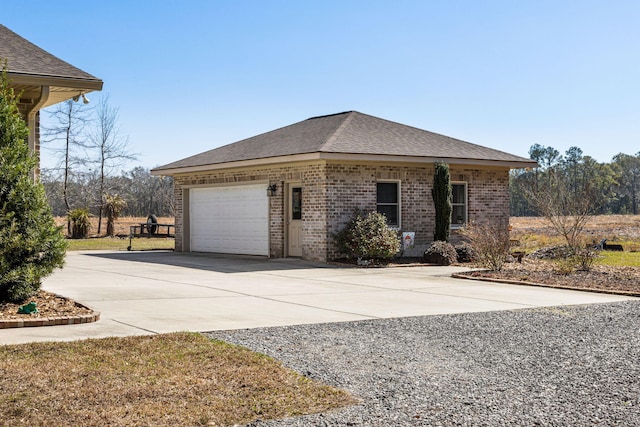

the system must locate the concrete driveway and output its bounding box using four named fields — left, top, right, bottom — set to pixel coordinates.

left=1, top=251, right=635, bottom=345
